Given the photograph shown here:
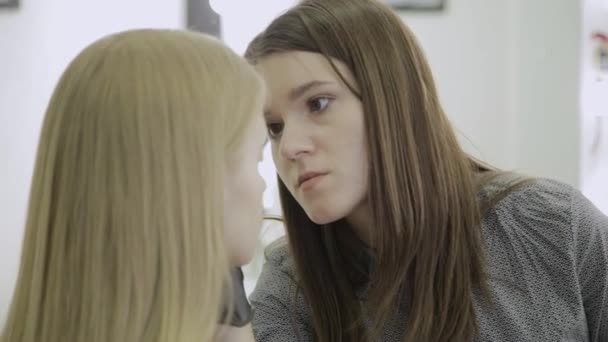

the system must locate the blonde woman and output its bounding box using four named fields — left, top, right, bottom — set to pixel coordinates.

left=1, top=29, right=264, bottom=342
